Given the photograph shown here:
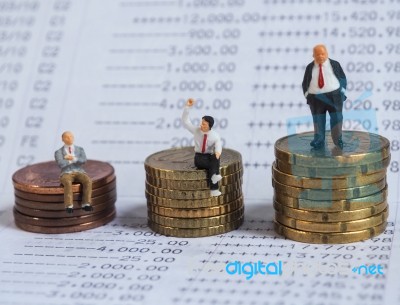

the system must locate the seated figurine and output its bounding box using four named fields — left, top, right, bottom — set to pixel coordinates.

left=182, top=98, right=223, bottom=197
left=54, top=131, right=93, bottom=213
